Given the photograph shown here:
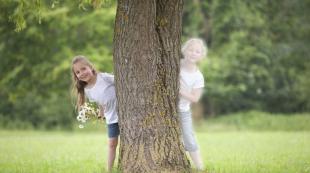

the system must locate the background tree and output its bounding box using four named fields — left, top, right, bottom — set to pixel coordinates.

left=1, top=0, right=309, bottom=126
